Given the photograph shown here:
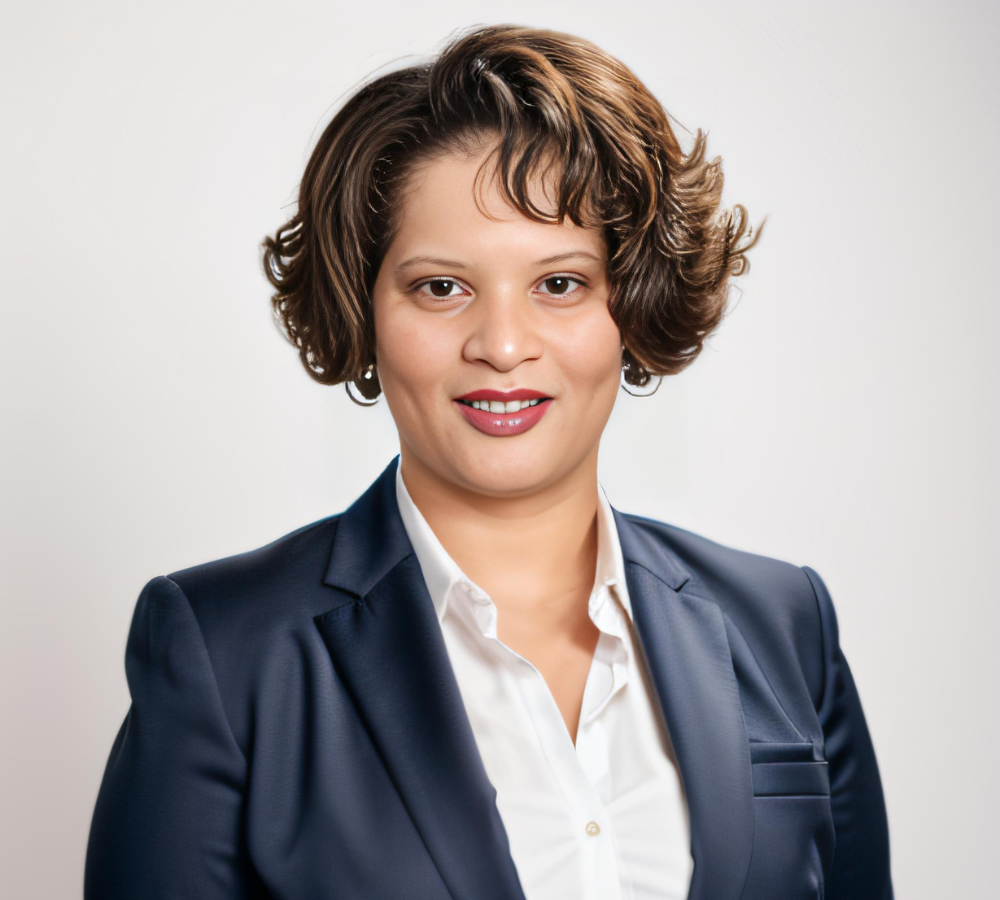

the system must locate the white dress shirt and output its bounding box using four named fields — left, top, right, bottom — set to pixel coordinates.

left=395, top=466, right=694, bottom=900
